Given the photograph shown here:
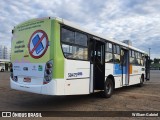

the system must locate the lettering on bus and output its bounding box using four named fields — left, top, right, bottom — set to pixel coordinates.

left=68, top=72, right=83, bottom=78
left=14, top=40, right=25, bottom=53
